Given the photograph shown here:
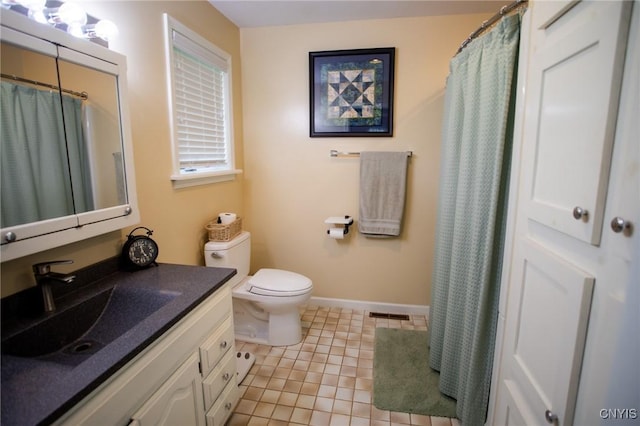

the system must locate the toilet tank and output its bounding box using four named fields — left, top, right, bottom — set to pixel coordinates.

left=204, top=231, right=251, bottom=282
